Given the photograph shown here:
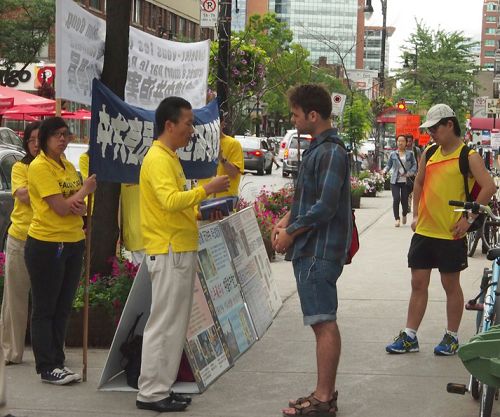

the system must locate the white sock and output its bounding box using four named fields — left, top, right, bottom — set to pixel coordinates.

left=404, top=328, right=417, bottom=339
left=446, top=330, right=458, bottom=339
